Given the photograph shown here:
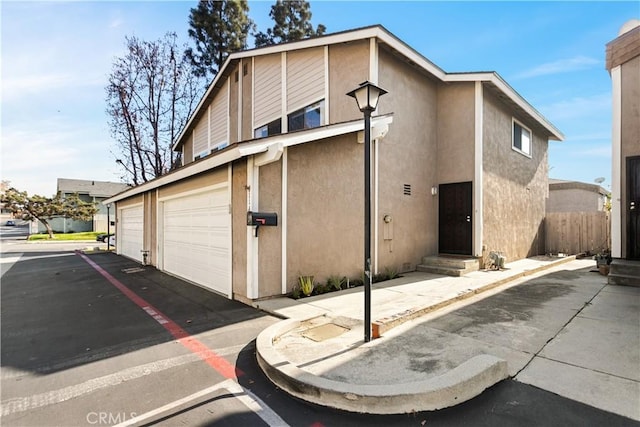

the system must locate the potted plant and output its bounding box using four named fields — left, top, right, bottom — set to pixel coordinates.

left=595, top=250, right=612, bottom=275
